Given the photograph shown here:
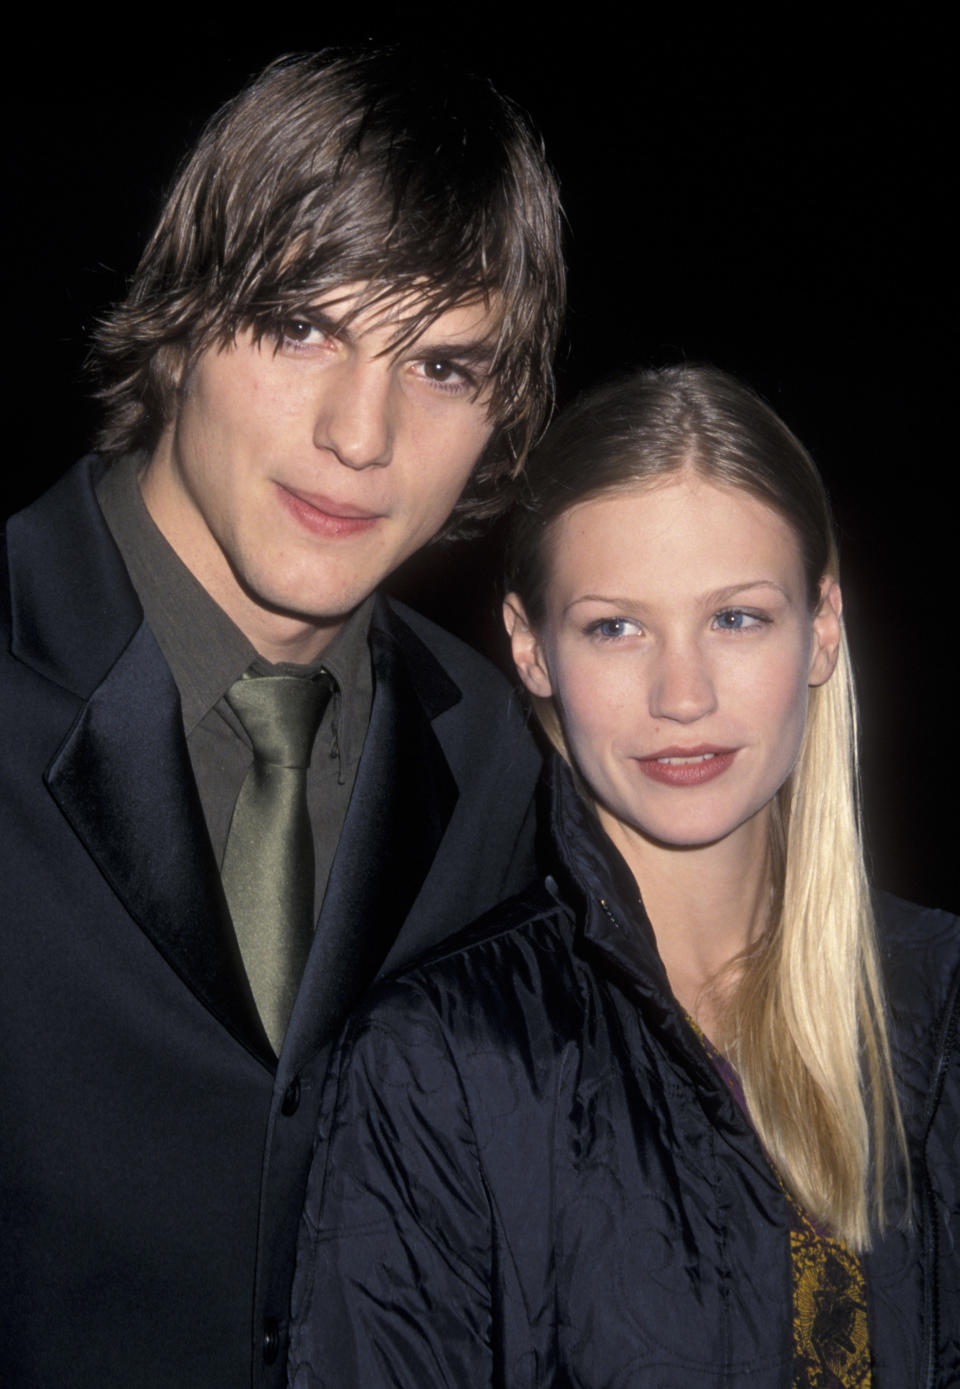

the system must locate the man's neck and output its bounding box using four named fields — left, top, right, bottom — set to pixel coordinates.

left=226, top=607, right=344, bottom=666
left=138, top=450, right=346, bottom=664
